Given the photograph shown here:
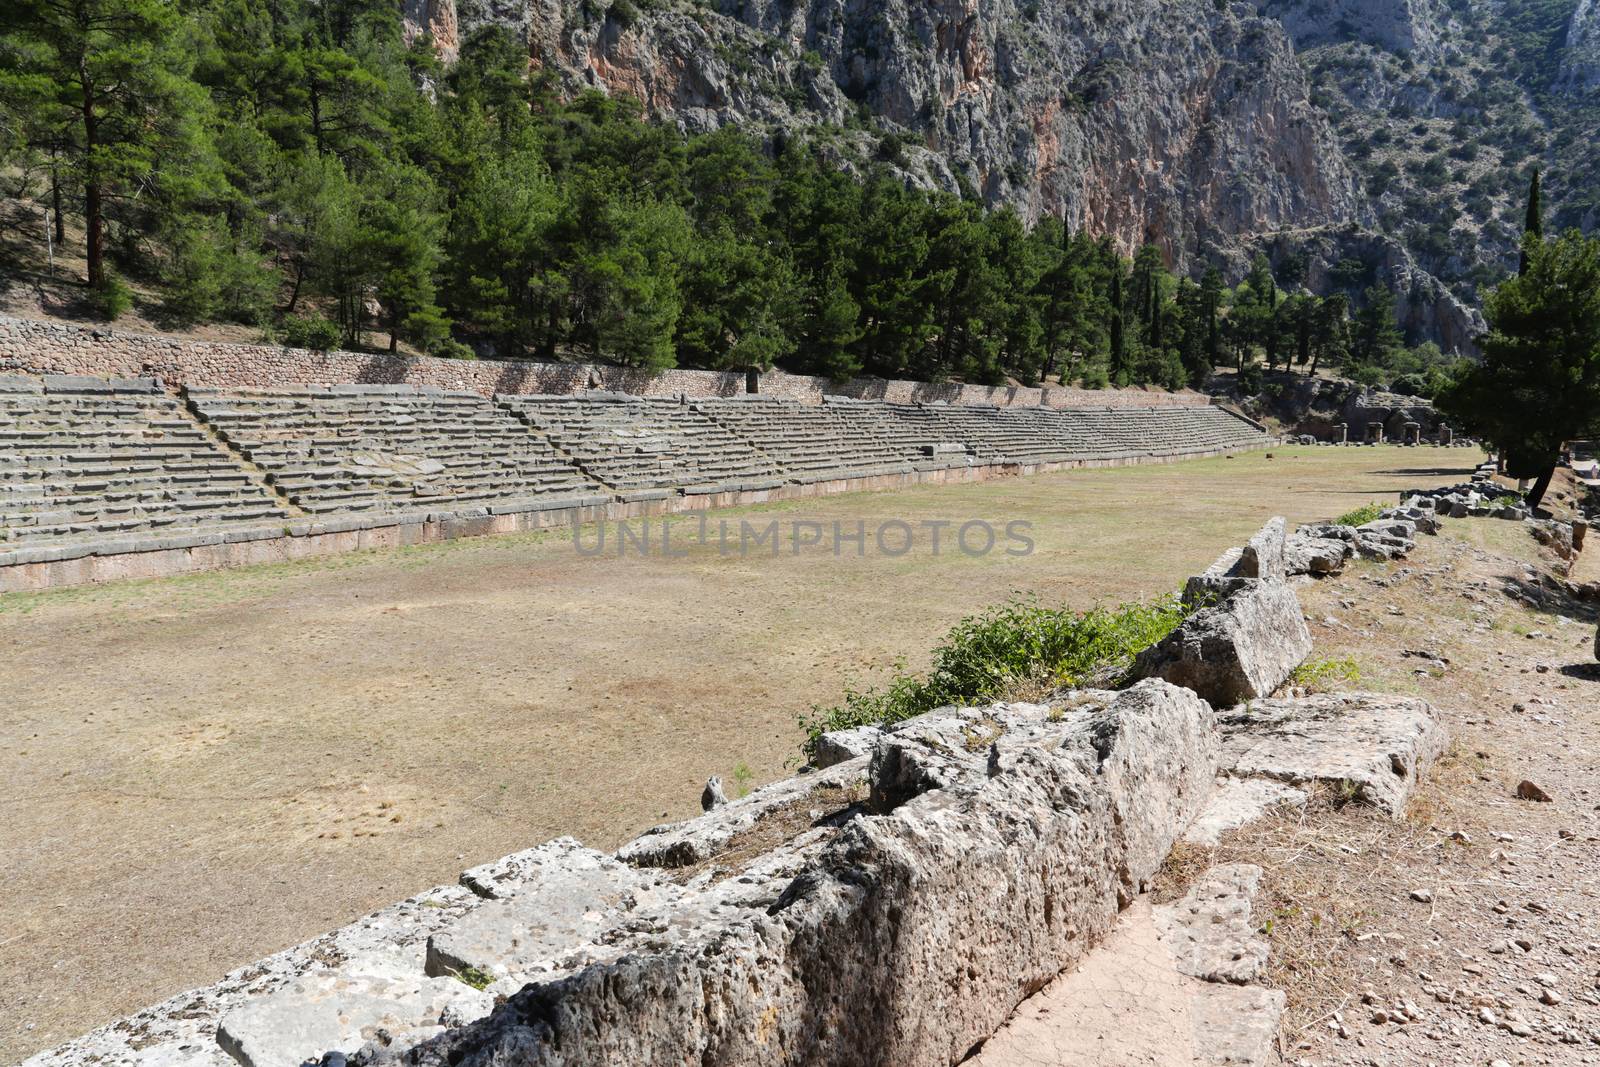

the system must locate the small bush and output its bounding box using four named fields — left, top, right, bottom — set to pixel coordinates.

left=280, top=314, right=343, bottom=351
left=1237, top=362, right=1264, bottom=395
left=1335, top=502, right=1384, bottom=527
left=799, top=594, right=1189, bottom=756
left=430, top=337, right=477, bottom=360
left=92, top=272, right=133, bottom=321
left=1290, top=656, right=1361, bottom=693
